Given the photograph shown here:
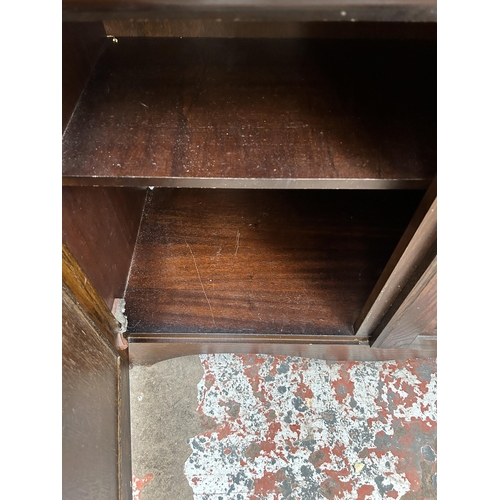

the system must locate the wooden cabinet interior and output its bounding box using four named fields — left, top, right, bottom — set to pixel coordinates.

left=62, top=19, right=437, bottom=362
left=62, top=12, right=436, bottom=500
